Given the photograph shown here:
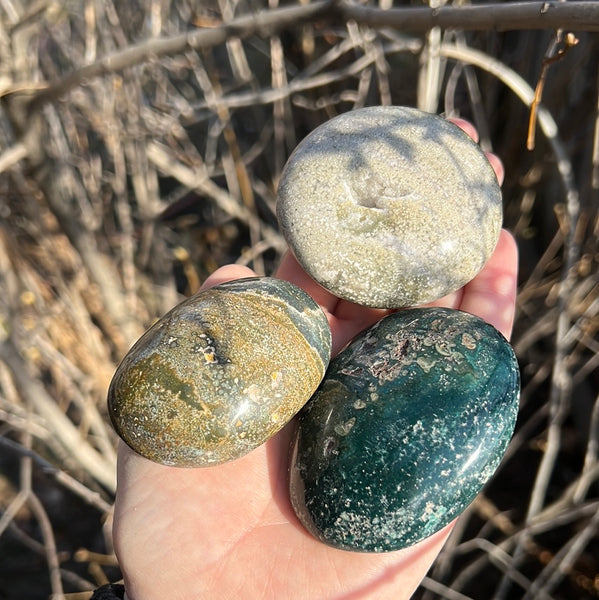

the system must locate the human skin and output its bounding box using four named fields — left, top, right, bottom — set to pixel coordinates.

left=112, top=121, right=517, bottom=600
